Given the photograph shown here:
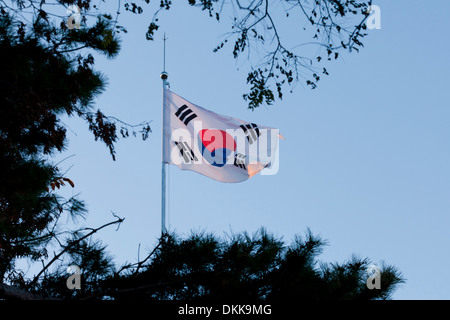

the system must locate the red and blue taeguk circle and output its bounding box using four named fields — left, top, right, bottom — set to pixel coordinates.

left=198, top=129, right=236, bottom=167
